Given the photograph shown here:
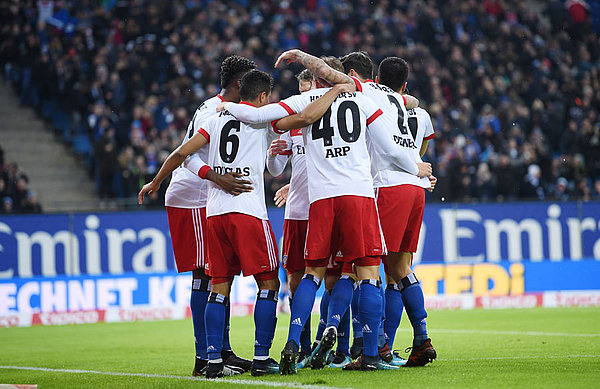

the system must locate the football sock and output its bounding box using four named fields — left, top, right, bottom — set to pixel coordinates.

left=254, top=289, right=278, bottom=358
left=191, top=278, right=210, bottom=360
left=358, top=279, right=382, bottom=358
left=384, top=283, right=404, bottom=348
left=378, top=283, right=386, bottom=349
left=288, top=274, right=320, bottom=345
left=315, top=288, right=330, bottom=342
left=205, top=292, right=227, bottom=361
left=222, top=300, right=232, bottom=352
left=337, top=306, right=350, bottom=355
left=399, top=273, right=428, bottom=347
left=327, top=275, right=355, bottom=328
left=351, top=285, right=362, bottom=340
left=291, top=294, right=313, bottom=355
